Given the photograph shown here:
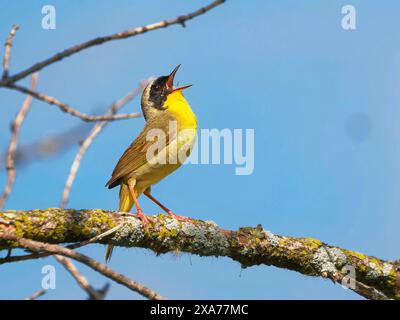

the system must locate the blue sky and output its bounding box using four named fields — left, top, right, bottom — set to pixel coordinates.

left=1, top=0, right=400, bottom=299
